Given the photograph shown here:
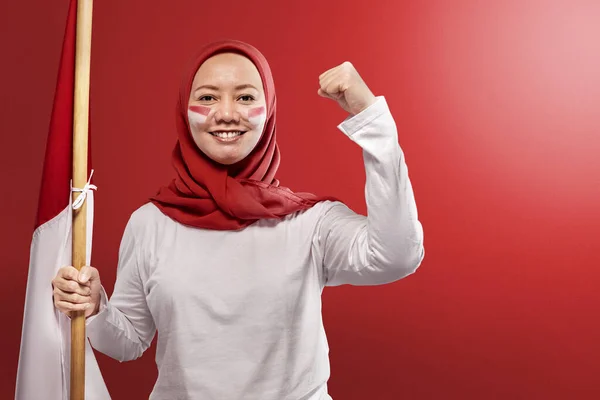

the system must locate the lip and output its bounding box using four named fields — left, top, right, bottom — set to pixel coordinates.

left=210, top=132, right=245, bottom=144
left=209, top=129, right=247, bottom=133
